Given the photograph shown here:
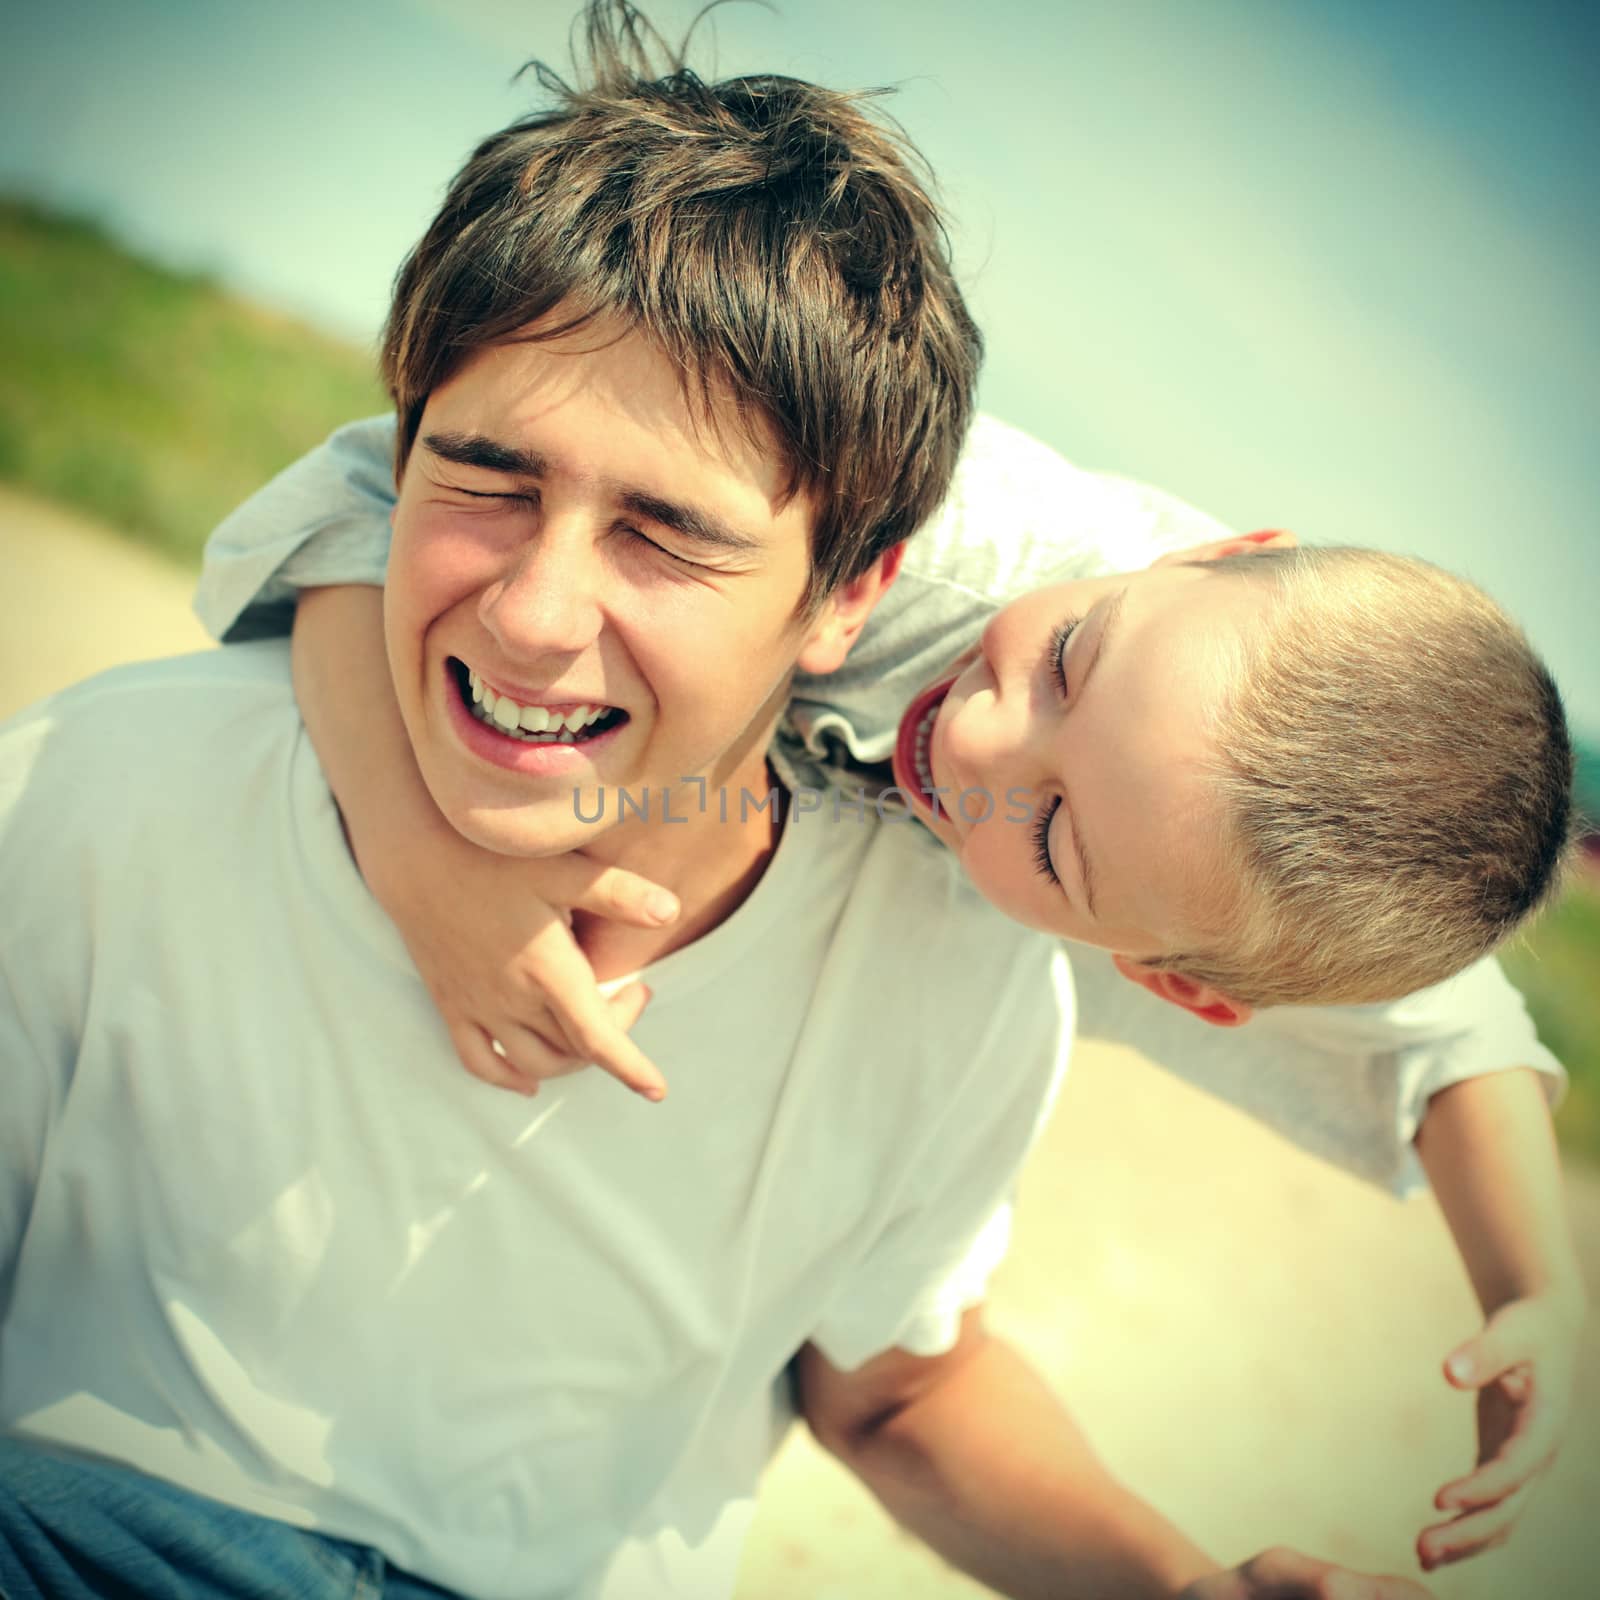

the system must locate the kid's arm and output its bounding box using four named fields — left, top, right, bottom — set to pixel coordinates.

left=290, top=585, right=675, bottom=1100
left=198, top=418, right=678, bottom=1097
left=1411, top=1068, right=1586, bottom=1572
